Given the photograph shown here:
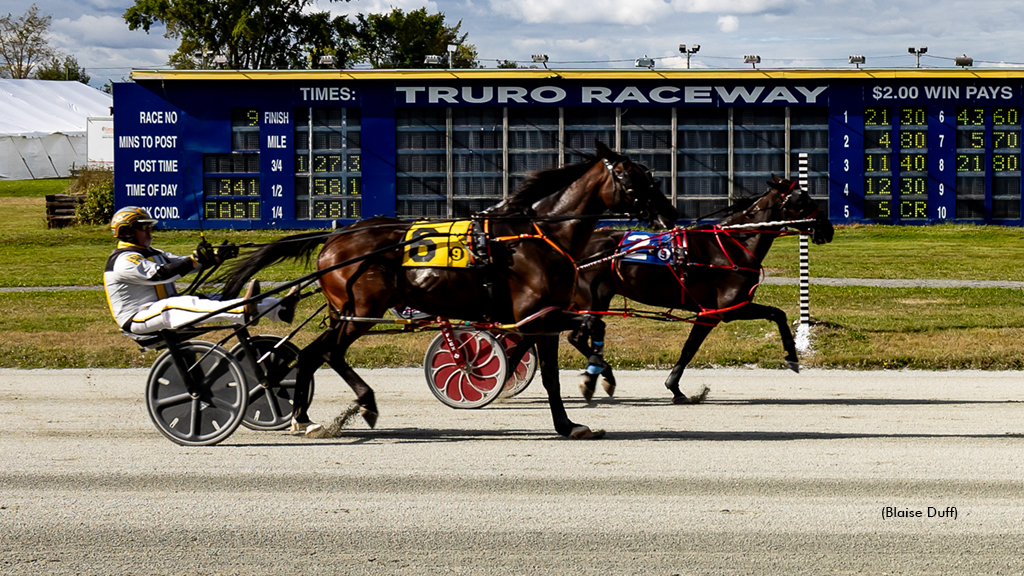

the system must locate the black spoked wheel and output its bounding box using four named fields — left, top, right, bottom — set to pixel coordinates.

left=146, top=341, right=249, bottom=446
left=231, top=335, right=312, bottom=431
